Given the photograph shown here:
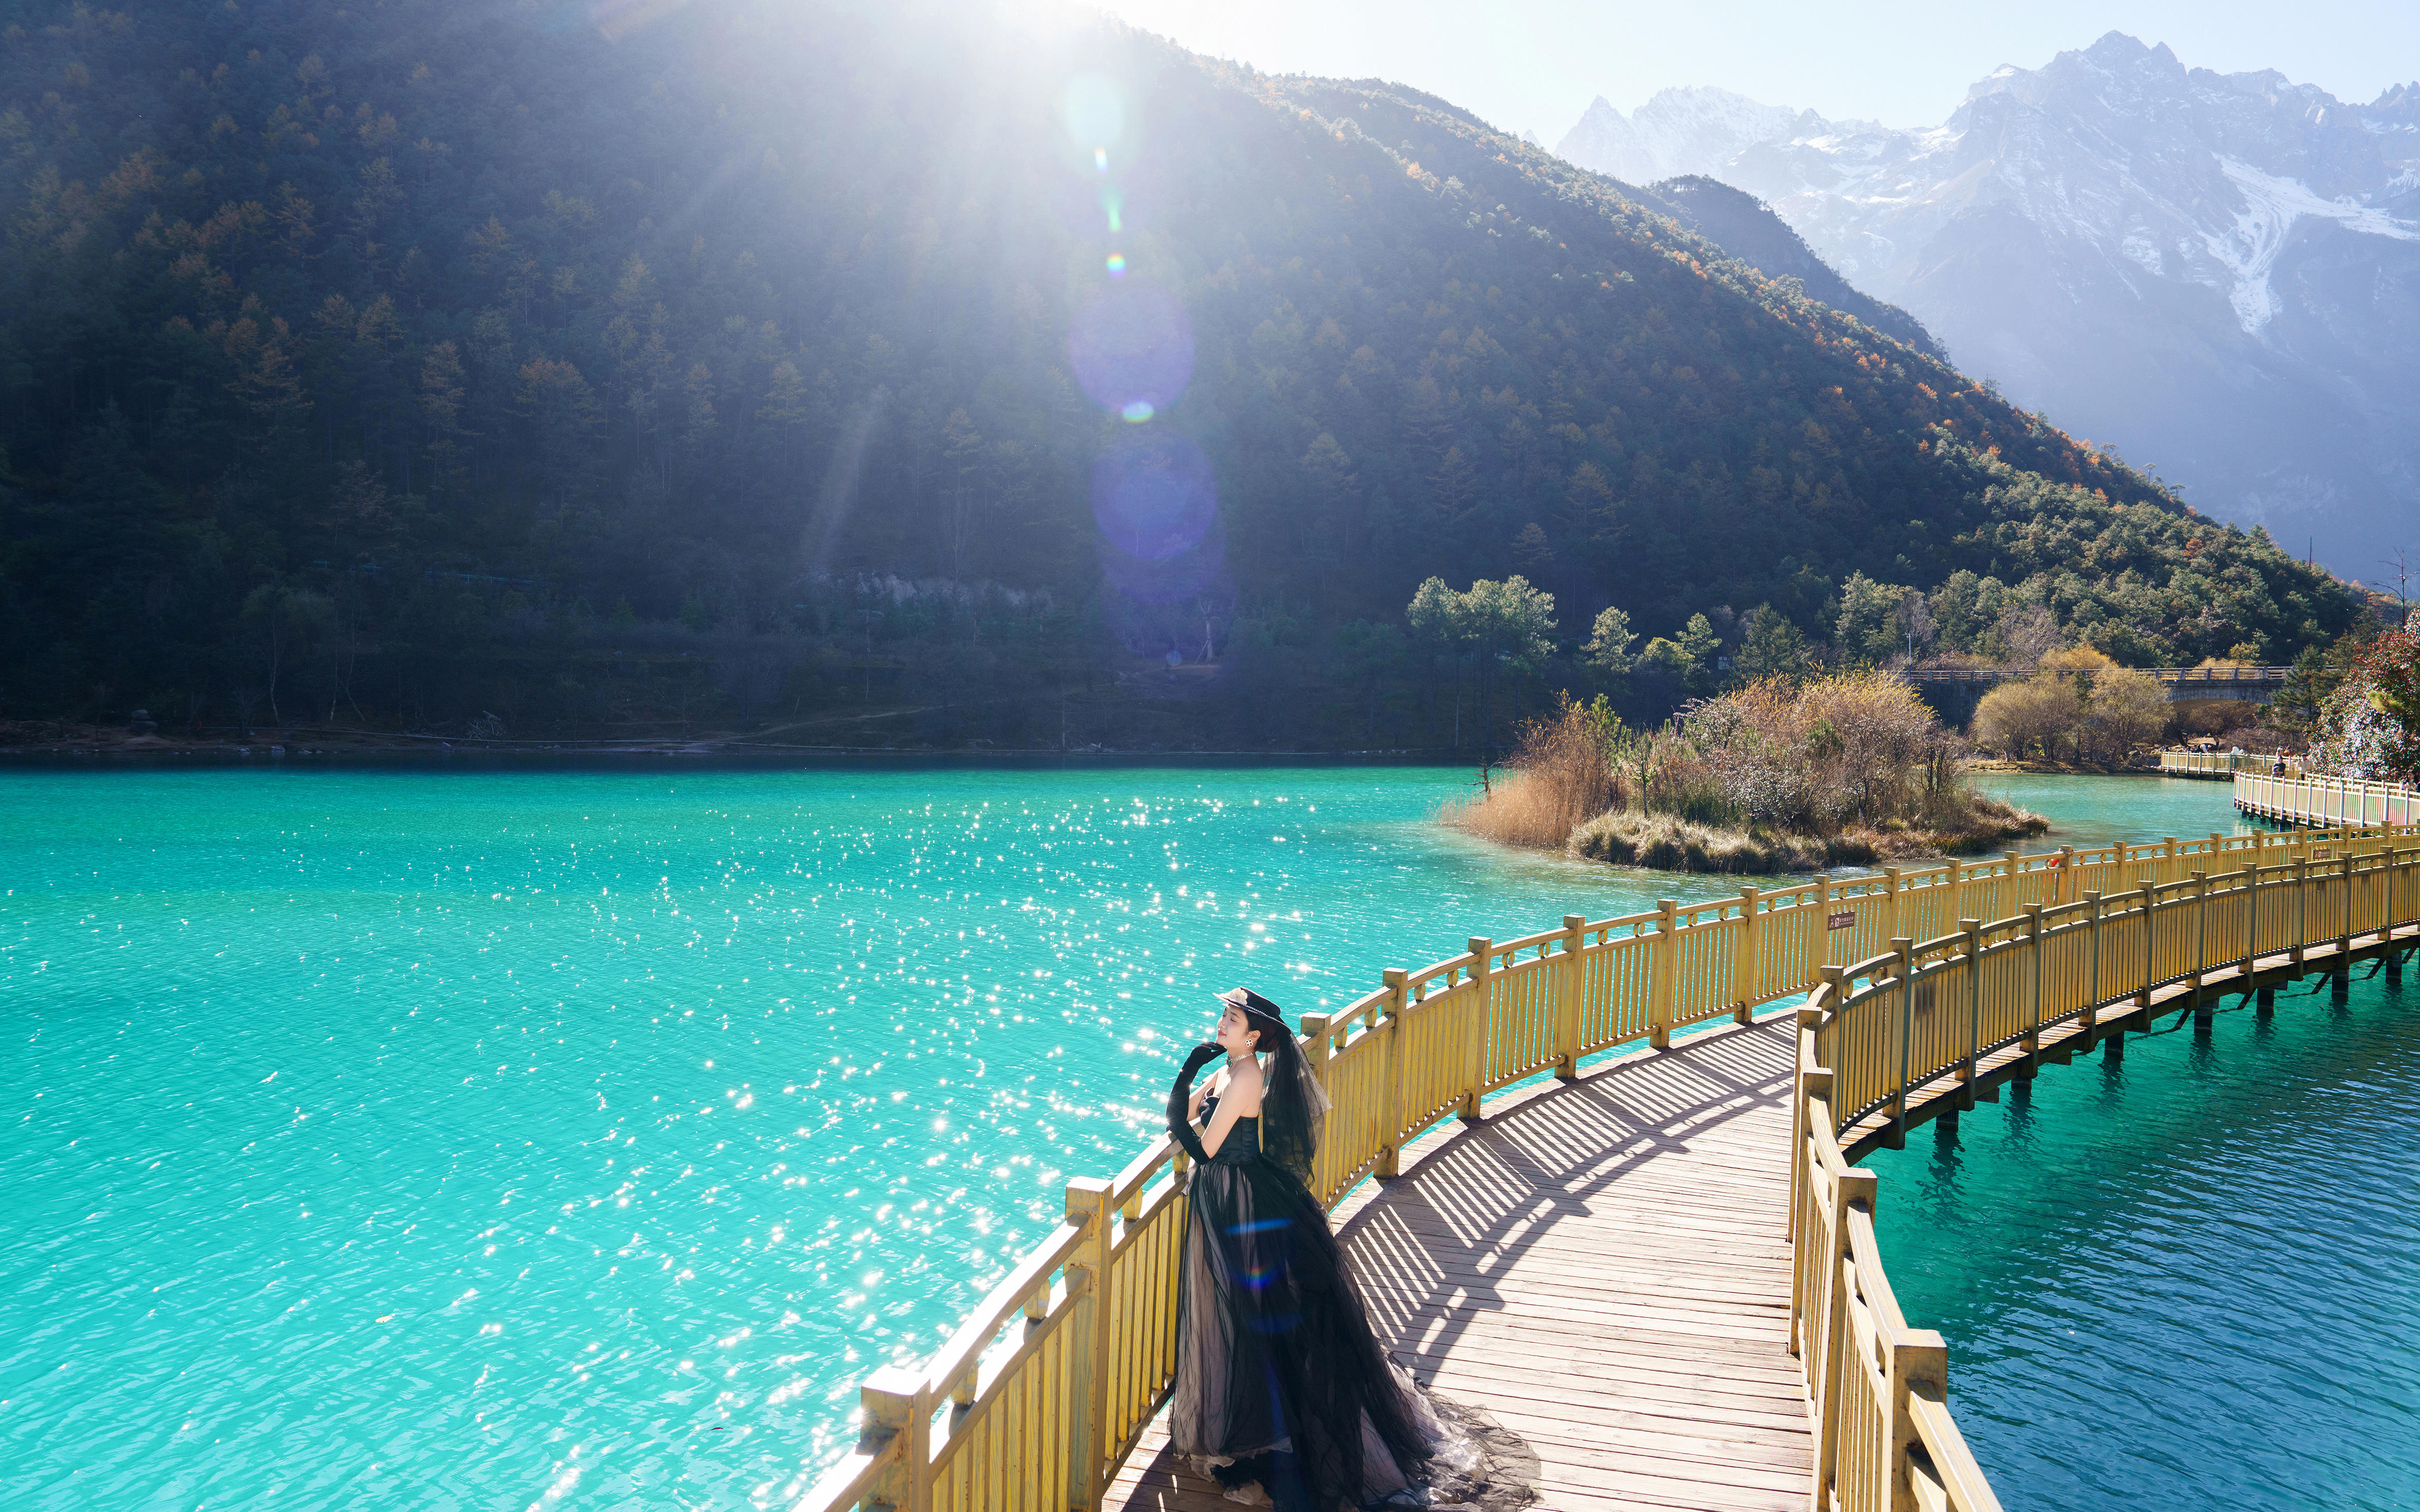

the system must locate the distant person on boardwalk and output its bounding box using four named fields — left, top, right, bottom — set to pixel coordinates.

left=1163, top=987, right=1468, bottom=1510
